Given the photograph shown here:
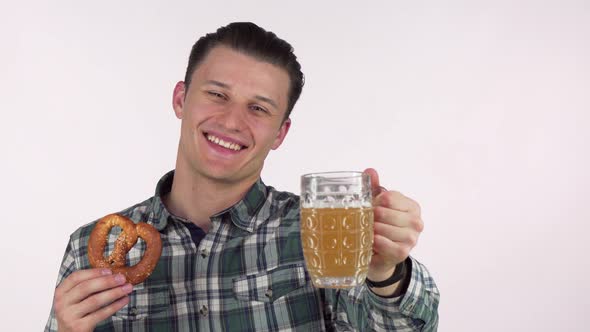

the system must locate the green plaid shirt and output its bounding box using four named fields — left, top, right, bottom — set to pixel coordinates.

left=45, top=171, right=439, bottom=331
